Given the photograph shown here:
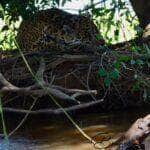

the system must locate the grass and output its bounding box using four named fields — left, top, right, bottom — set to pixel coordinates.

left=0, top=94, right=8, bottom=140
